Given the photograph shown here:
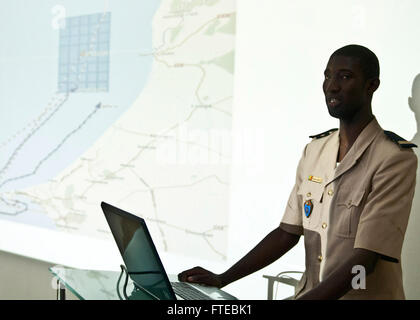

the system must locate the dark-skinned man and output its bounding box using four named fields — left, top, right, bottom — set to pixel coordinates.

left=178, top=45, right=418, bottom=300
